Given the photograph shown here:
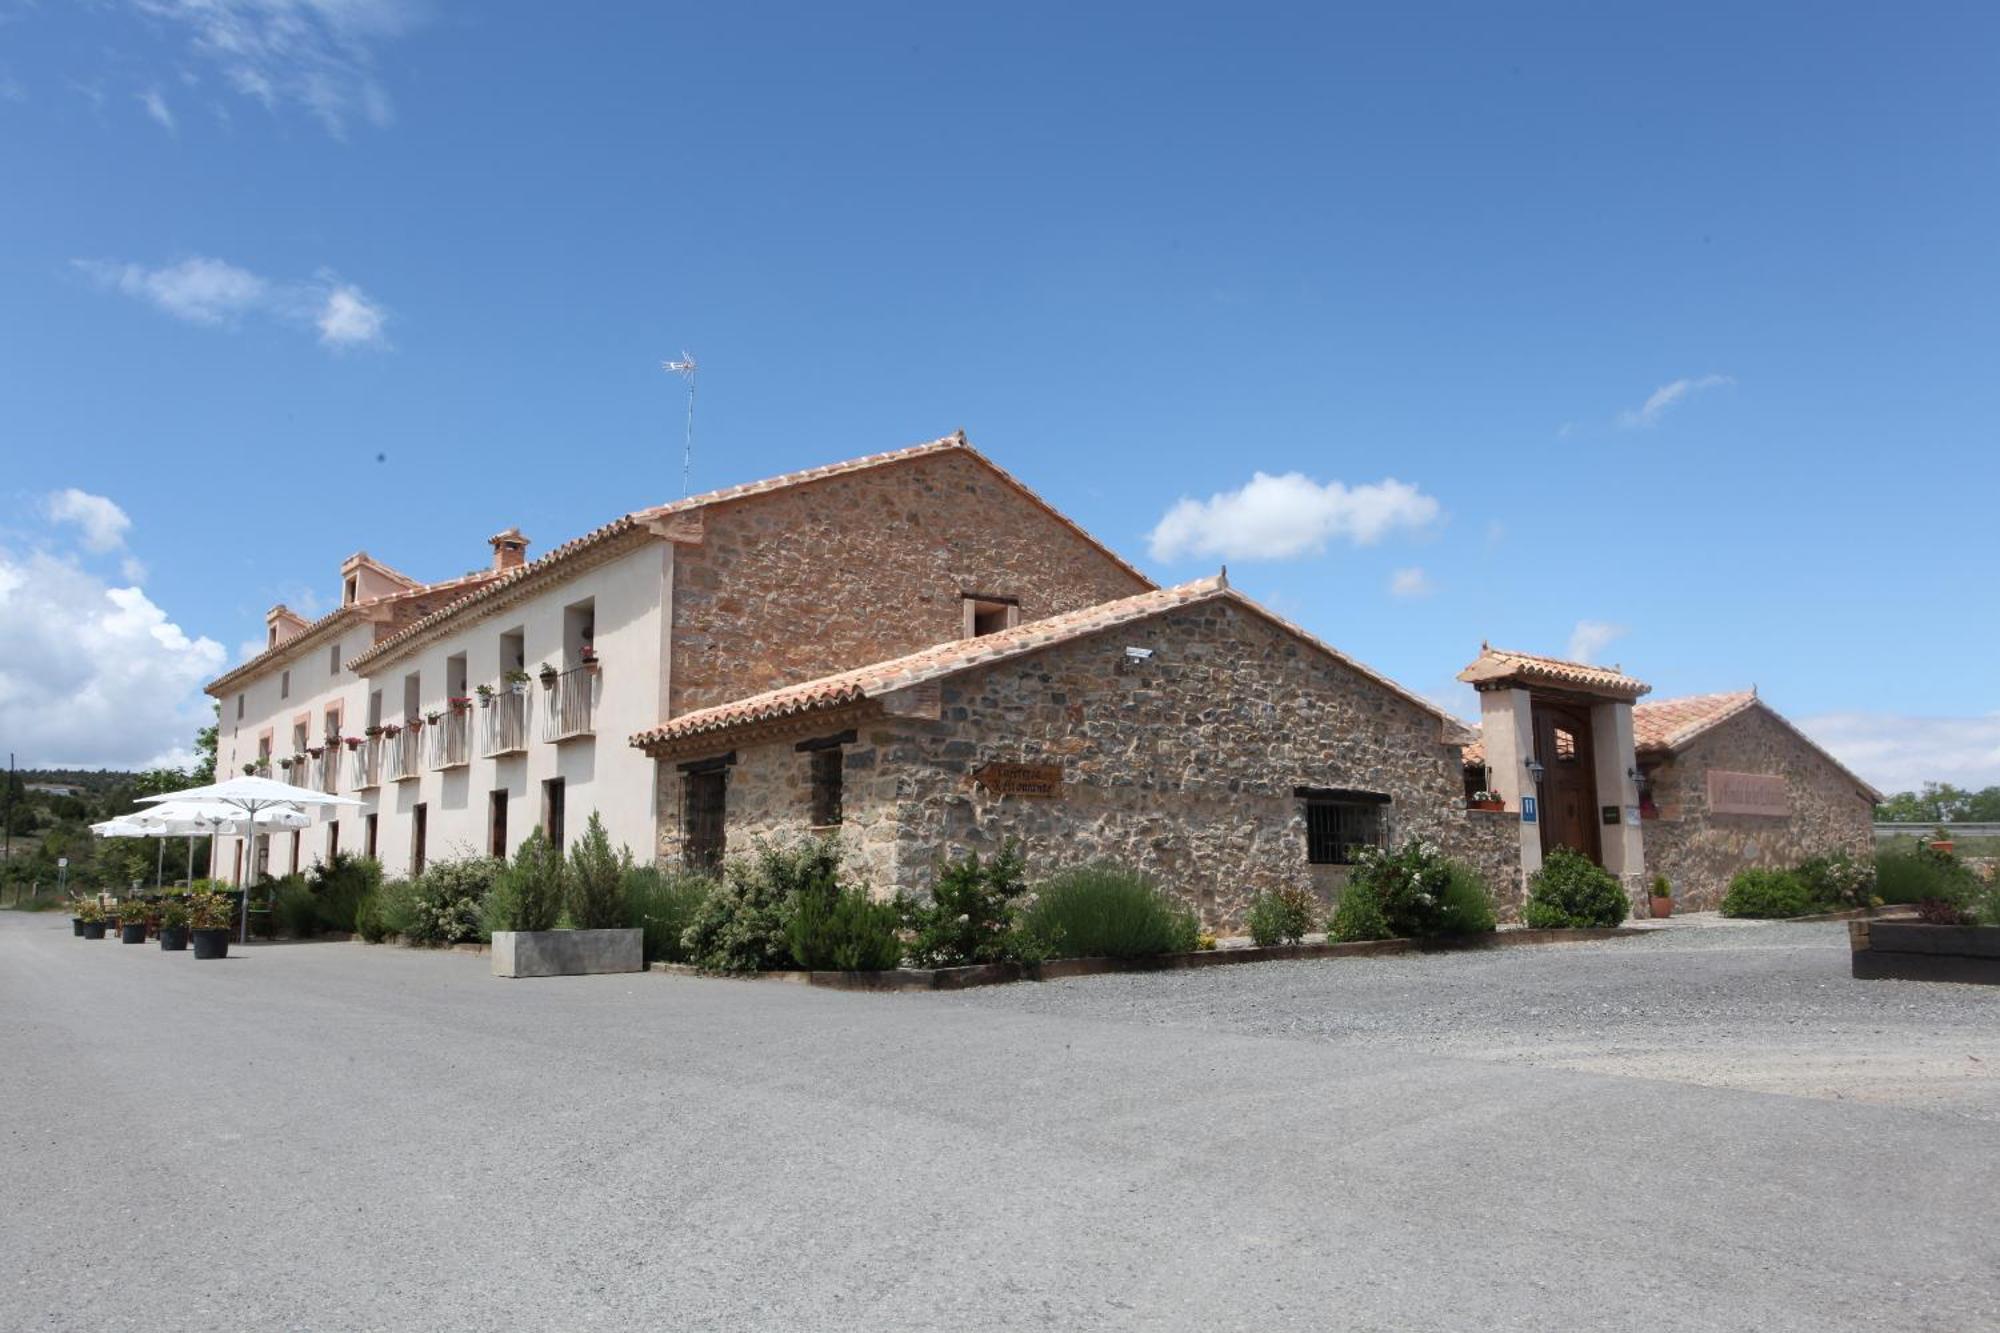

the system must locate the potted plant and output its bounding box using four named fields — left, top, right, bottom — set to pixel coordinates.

left=503, top=669, right=531, bottom=695
left=406, top=715, right=425, bottom=731
left=449, top=695, right=473, bottom=713
left=1469, top=789, right=1505, bottom=813
left=1929, top=826, right=1955, bottom=856
left=538, top=662, right=560, bottom=689
left=344, top=735, right=363, bottom=751
left=242, top=762, right=258, bottom=776
left=1649, top=874, right=1674, bottom=919
left=579, top=644, right=599, bottom=668
left=307, top=745, right=324, bottom=759
left=381, top=722, right=401, bottom=738
left=475, top=684, right=494, bottom=708
left=119, top=901, right=150, bottom=944
left=157, top=895, right=192, bottom=951
left=76, top=899, right=106, bottom=939
left=364, top=724, right=384, bottom=738
left=189, top=891, right=233, bottom=960
left=424, top=709, right=443, bottom=726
